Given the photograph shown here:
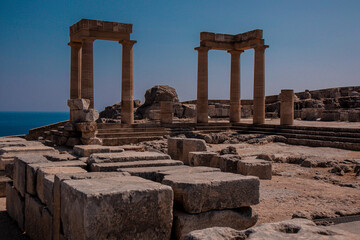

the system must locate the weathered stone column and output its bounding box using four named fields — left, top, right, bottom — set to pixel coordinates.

left=228, top=50, right=243, bottom=123
left=68, top=42, right=82, bottom=99
left=253, top=45, right=268, bottom=124
left=160, top=101, right=173, bottom=124
left=119, top=40, right=136, bottom=125
left=280, top=89, right=294, bottom=125
left=80, top=38, right=95, bottom=108
left=195, top=46, right=210, bottom=123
